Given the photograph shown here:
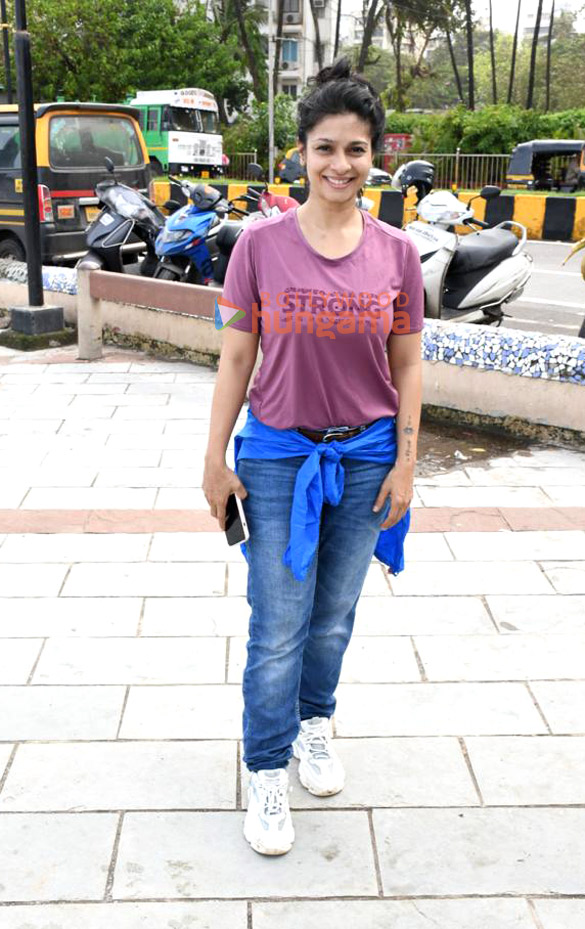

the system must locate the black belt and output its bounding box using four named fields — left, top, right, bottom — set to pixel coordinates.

left=296, top=419, right=378, bottom=444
